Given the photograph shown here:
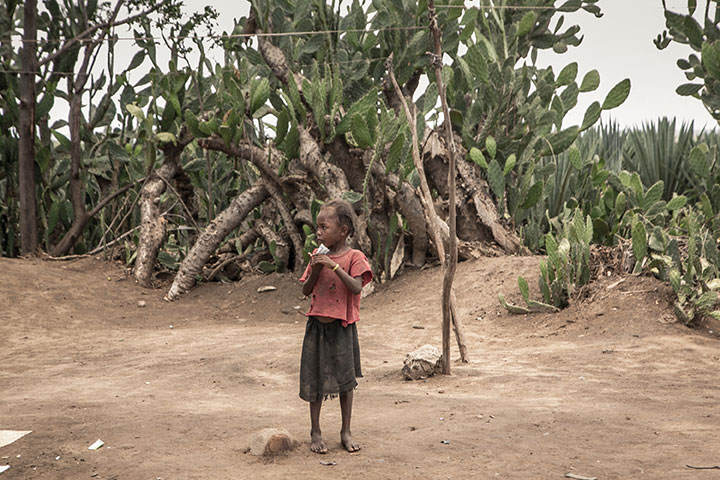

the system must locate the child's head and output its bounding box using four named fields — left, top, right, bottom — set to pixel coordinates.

left=316, top=199, right=355, bottom=247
